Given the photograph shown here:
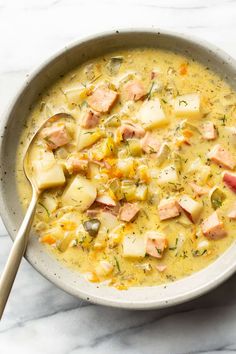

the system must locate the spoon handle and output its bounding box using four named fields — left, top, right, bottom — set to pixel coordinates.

left=0, top=191, right=39, bottom=319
